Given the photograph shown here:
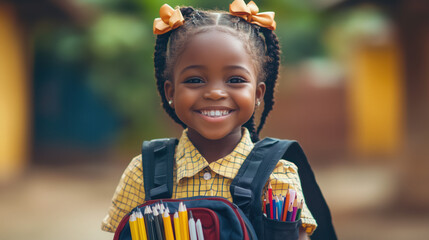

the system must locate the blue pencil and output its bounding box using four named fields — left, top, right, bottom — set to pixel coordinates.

left=281, top=194, right=287, bottom=221
left=272, top=198, right=276, bottom=220
left=286, top=202, right=293, bottom=221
